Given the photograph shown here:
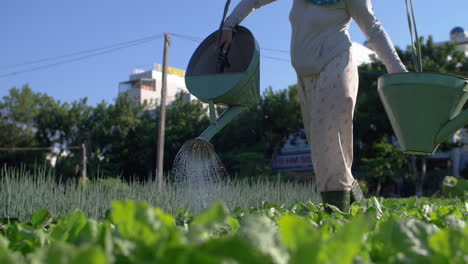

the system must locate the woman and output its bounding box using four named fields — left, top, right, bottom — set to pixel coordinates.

left=220, top=0, right=407, bottom=212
